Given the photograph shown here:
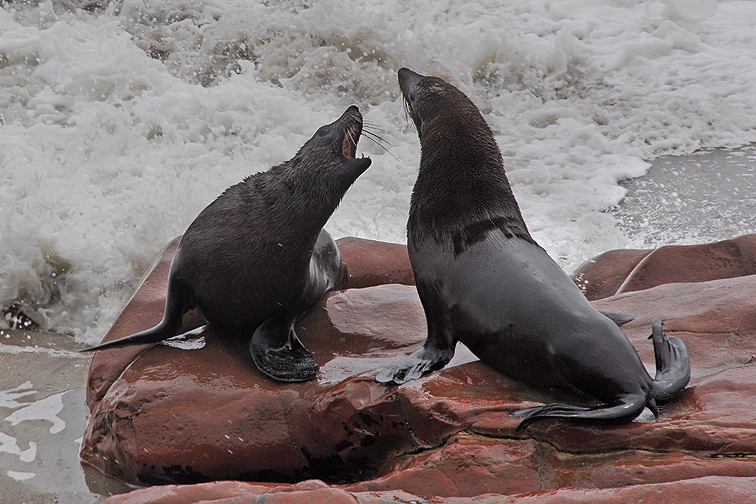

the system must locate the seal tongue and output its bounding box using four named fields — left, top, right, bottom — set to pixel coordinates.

left=342, top=124, right=359, bottom=158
